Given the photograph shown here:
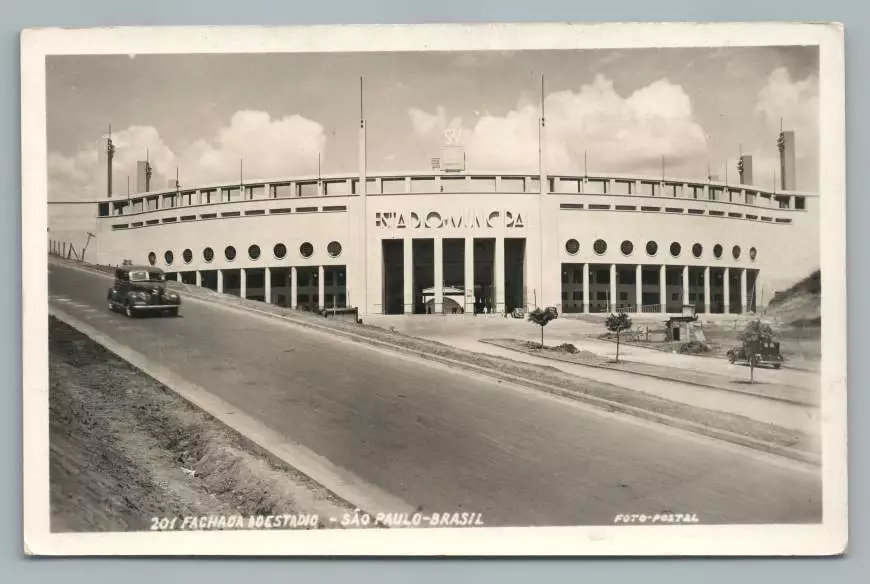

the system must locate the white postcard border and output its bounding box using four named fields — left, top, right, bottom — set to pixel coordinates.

left=21, top=21, right=847, bottom=557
